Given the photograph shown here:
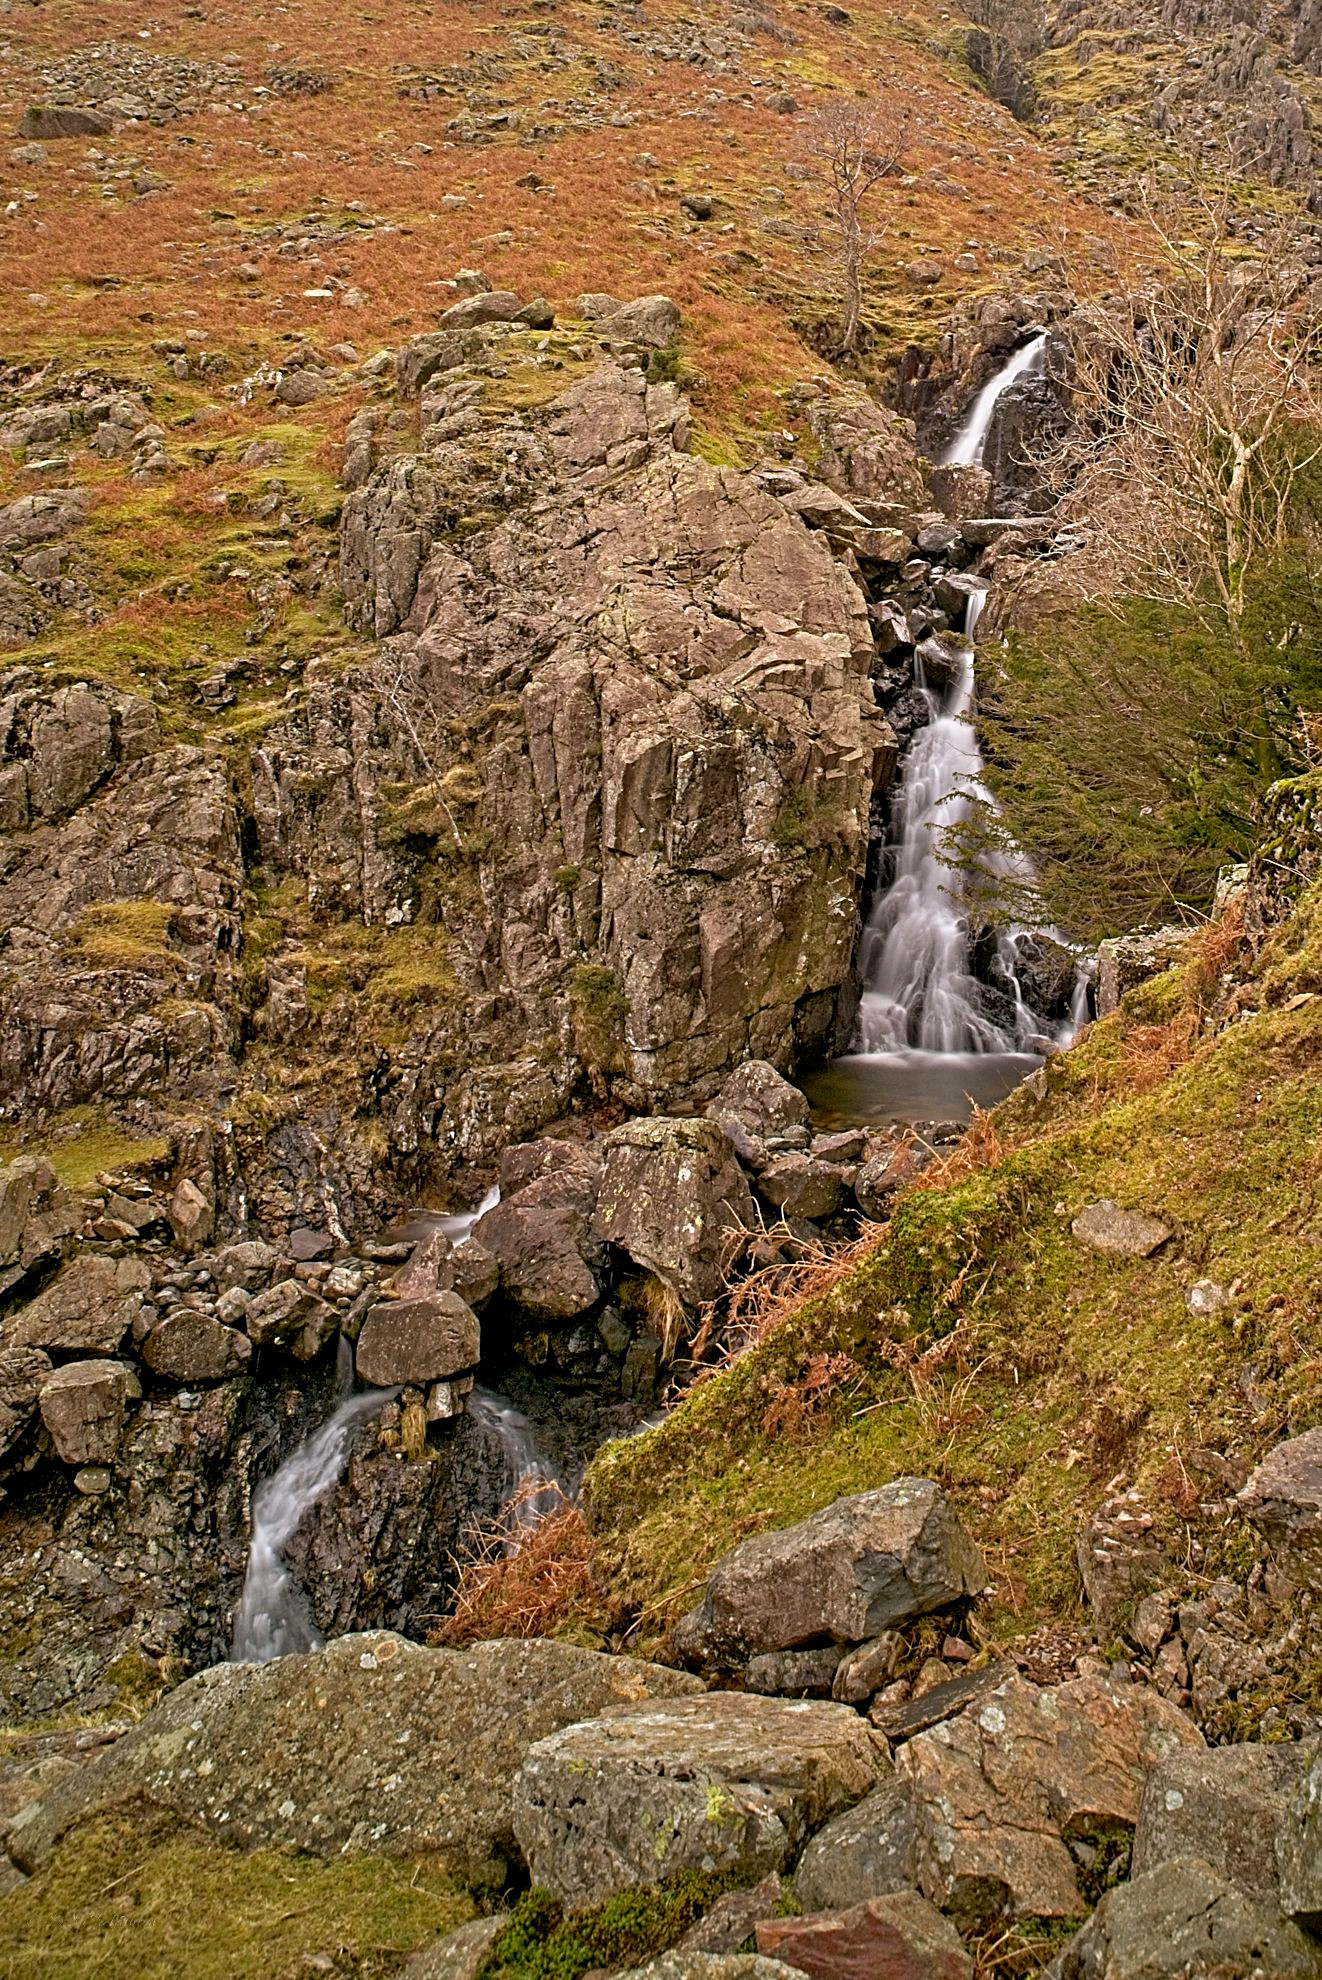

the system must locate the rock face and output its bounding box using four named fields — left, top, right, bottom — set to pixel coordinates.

left=512, top=1692, right=886, bottom=1907
left=6, top=1633, right=701, bottom=1885
left=1046, top=1856, right=1320, bottom=1980
left=895, top=1672, right=1204, bottom=1925
left=673, top=1483, right=986, bottom=1666
left=757, top=1893, right=973, bottom=1980
left=594, top=1117, right=755, bottom=1305
left=353, top=1292, right=481, bottom=1386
